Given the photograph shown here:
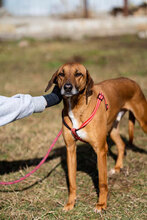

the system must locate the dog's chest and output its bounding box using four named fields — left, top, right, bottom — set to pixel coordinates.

left=68, top=99, right=87, bottom=140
